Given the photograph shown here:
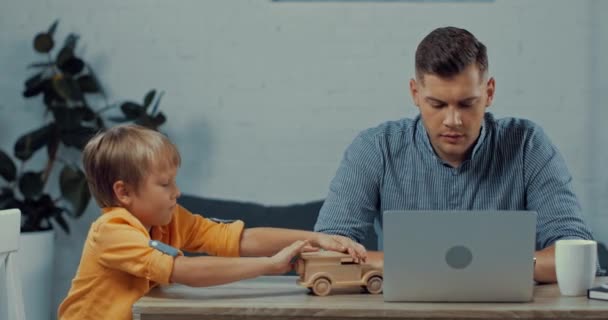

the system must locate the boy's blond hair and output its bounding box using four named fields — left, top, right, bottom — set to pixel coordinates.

left=83, top=124, right=181, bottom=207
